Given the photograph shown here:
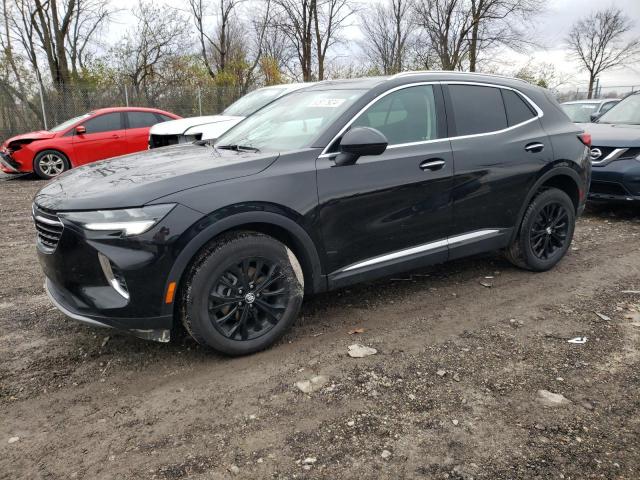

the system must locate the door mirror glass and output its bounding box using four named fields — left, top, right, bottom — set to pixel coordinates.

left=75, top=125, right=86, bottom=135
left=335, top=127, right=388, bottom=166
left=589, top=112, right=600, bottom=122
